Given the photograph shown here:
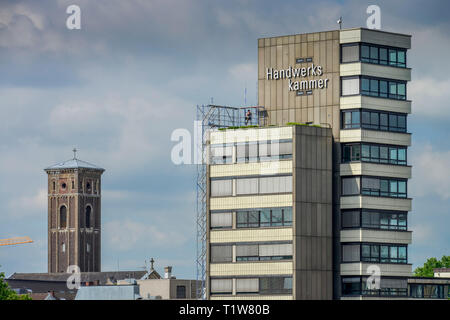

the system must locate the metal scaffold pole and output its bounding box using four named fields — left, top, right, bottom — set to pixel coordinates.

left=195, top=104, right=265, bottom=299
